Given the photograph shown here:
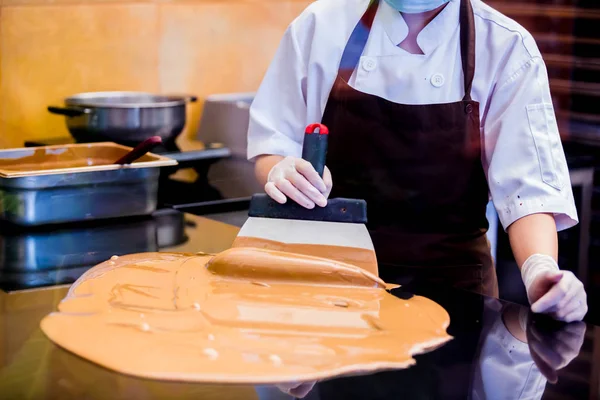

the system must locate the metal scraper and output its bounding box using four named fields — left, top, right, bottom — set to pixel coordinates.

left=233, top=123, right=378, bottom=275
